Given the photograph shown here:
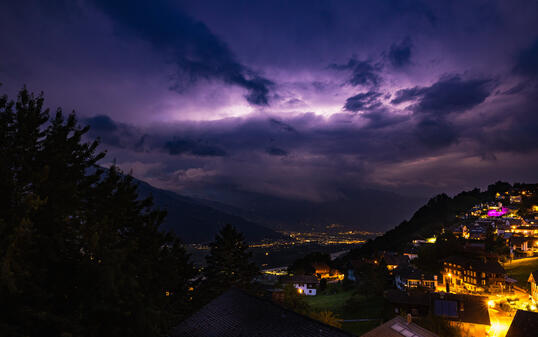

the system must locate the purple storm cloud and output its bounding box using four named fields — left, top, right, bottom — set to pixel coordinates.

left=1, top=0, right=538, bottom=204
